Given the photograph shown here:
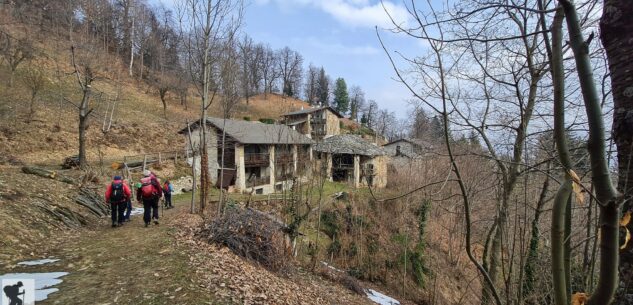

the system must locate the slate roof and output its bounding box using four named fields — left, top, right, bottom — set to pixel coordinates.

left=179, top=117, right=313, bottom=145
left=382, top=138, right=433, bottom=158
left=313, top=134, right=386, bottom=157
left=283, top=106, right=344, bottom=118
left=384, top=138, right=433, bottom=149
